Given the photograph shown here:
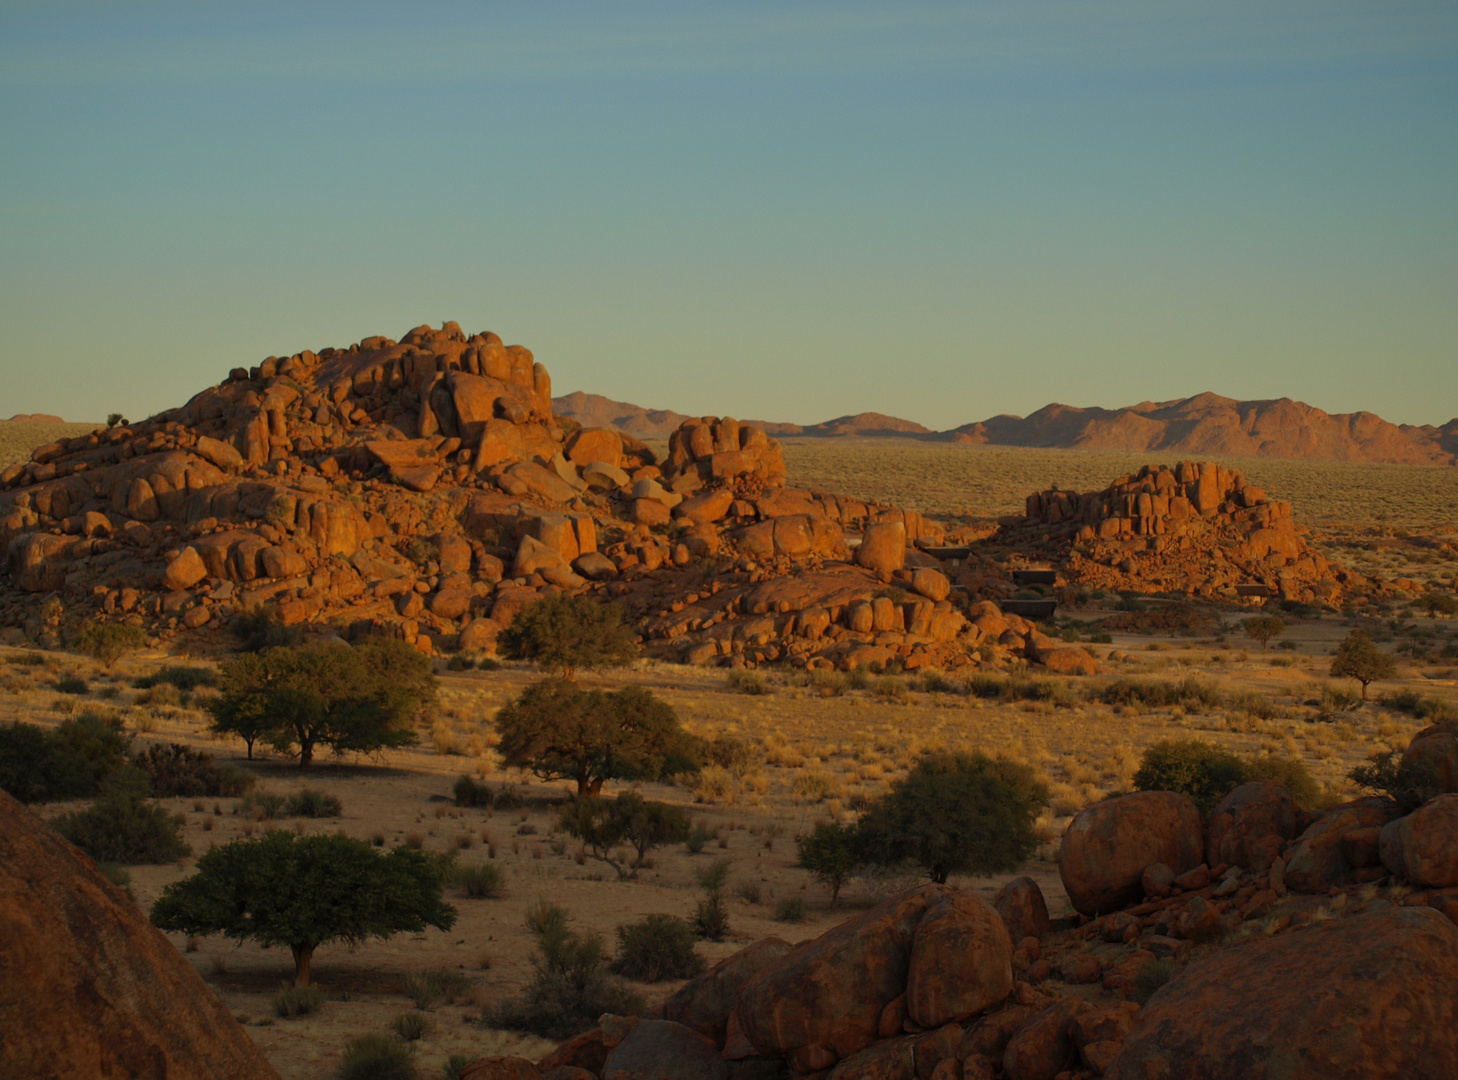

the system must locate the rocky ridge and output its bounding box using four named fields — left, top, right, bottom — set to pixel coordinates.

left=0, top=324, right=1378, bottom=669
